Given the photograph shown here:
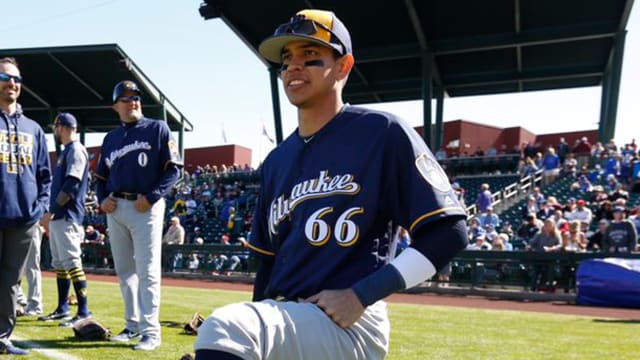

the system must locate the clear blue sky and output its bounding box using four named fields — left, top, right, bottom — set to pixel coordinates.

left=3, top=1, right=639, bottom=166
